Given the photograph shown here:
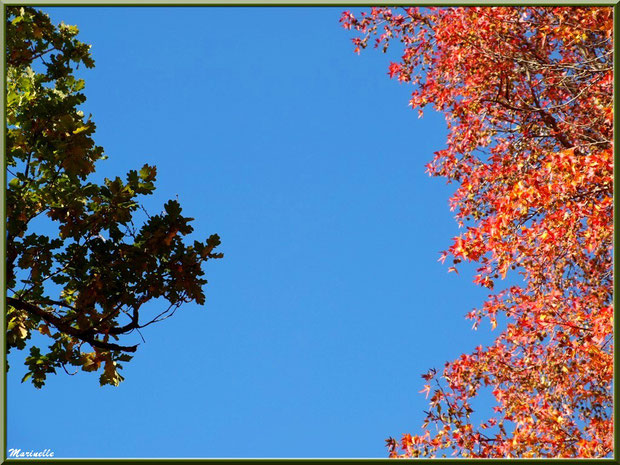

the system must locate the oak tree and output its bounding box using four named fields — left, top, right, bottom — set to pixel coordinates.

left=342, top=6, right=612, bottom=457
left=6, top=7, right=222, bottom=387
